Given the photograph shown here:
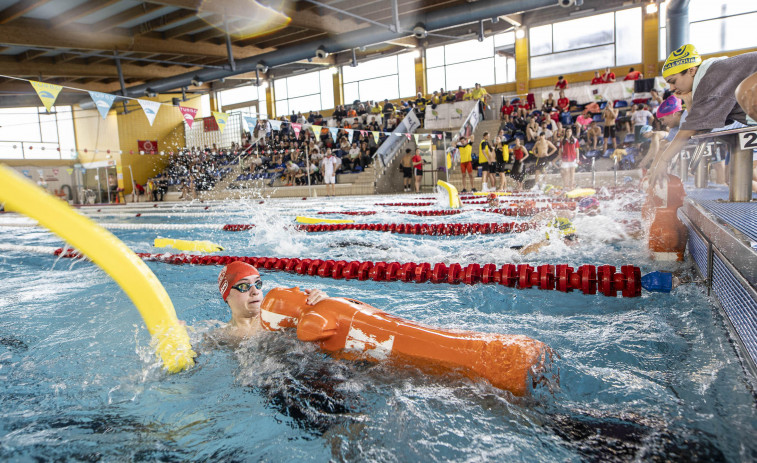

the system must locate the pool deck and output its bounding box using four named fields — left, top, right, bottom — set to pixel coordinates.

left=678, top=182, right=757, bottom=383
